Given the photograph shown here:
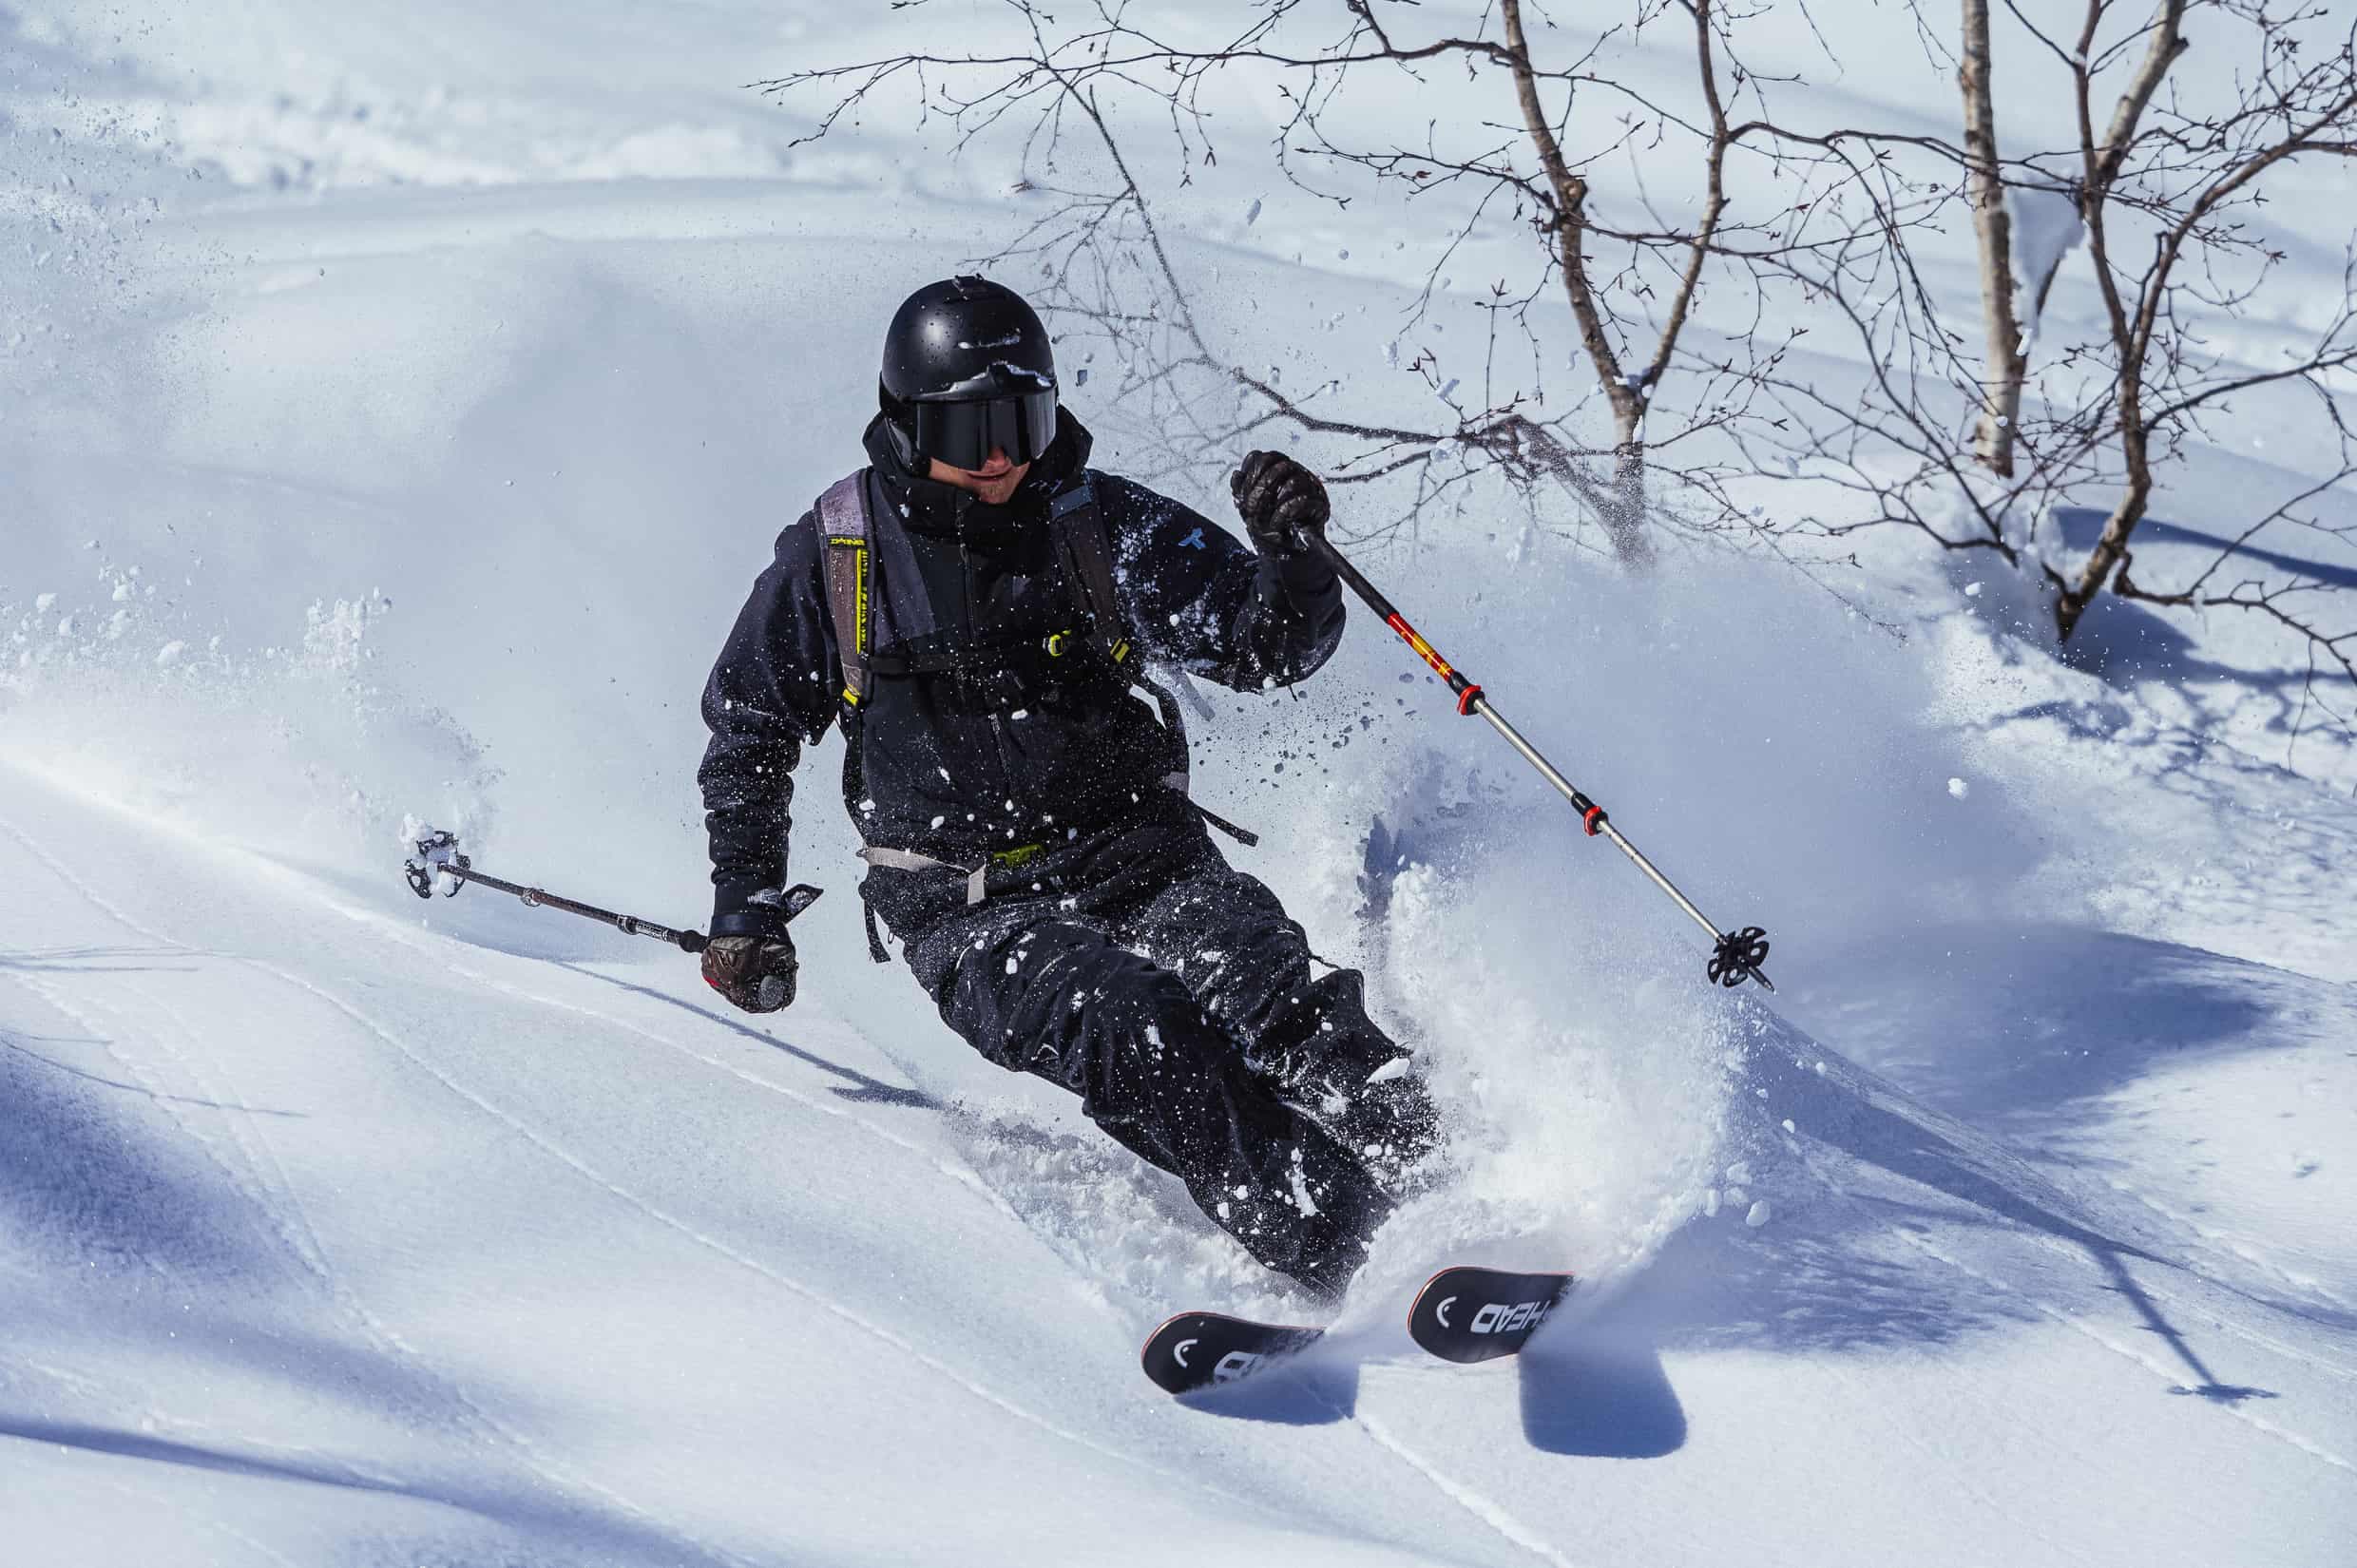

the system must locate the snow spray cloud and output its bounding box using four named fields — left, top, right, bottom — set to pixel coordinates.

left=1172, top=512, right=2036, bottom=1293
